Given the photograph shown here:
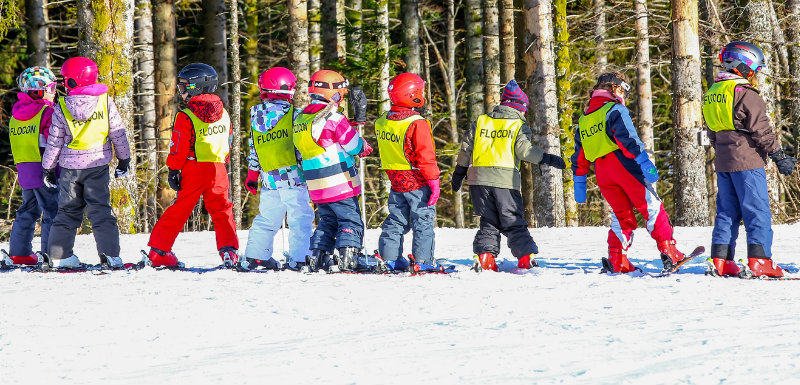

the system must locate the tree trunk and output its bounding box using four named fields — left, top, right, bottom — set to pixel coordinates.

left=322, top=0, right=345, bottom=64
left=671, top=0, right=709, bottom=226
left=554, top=0, right=576, bottom=226
left=229, top=0, right=242, bottom=227
left=500, top=0, right=515, bottom=84
left=594, top=0, right=607, bottom=72
left=308, top=0, right=321, bottom=72
left=289, top=0, right=311, bottom=107
left=465, top=0, right=485, bottom=122
left=700, top=0, right=723, bottom=217
left=153, top=0, right=177, bottom=213
left=244, top=0, right=260, bottom=103
left=77, top=0, right=137, bottom=233
left=345, top=0, right=362, bottom=55
left=25, top=0, right=48, bottom=67
left=483, top=0, right=501, bottom=112
left=634, top=0, right=653, bottom=153
left=377, top=0, right=391, bottom=216
left=135, top=0, right=157, bottom=232
left=203, top=0, right=228, bottom=106
left=447, top=0, right=465, bottom=228
left=787, top=0, right=800, bottom=157
left=524, top=0, right=565, bottom=227
left=402, top=0, right=421, bottom=74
